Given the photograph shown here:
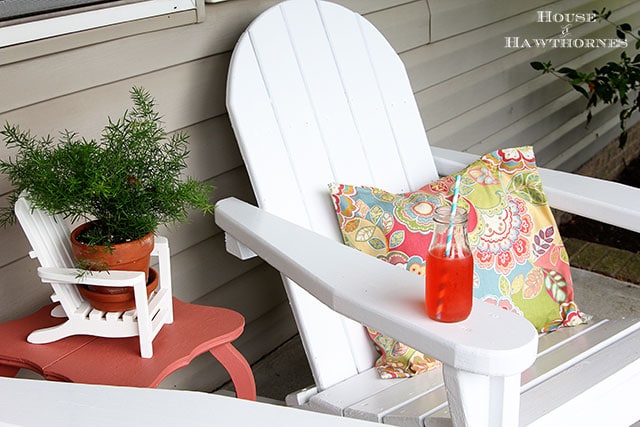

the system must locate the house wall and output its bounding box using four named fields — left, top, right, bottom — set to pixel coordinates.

left=415, top=0, right=640, bottom=171
left=0, top=0, right=636, bottom=392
